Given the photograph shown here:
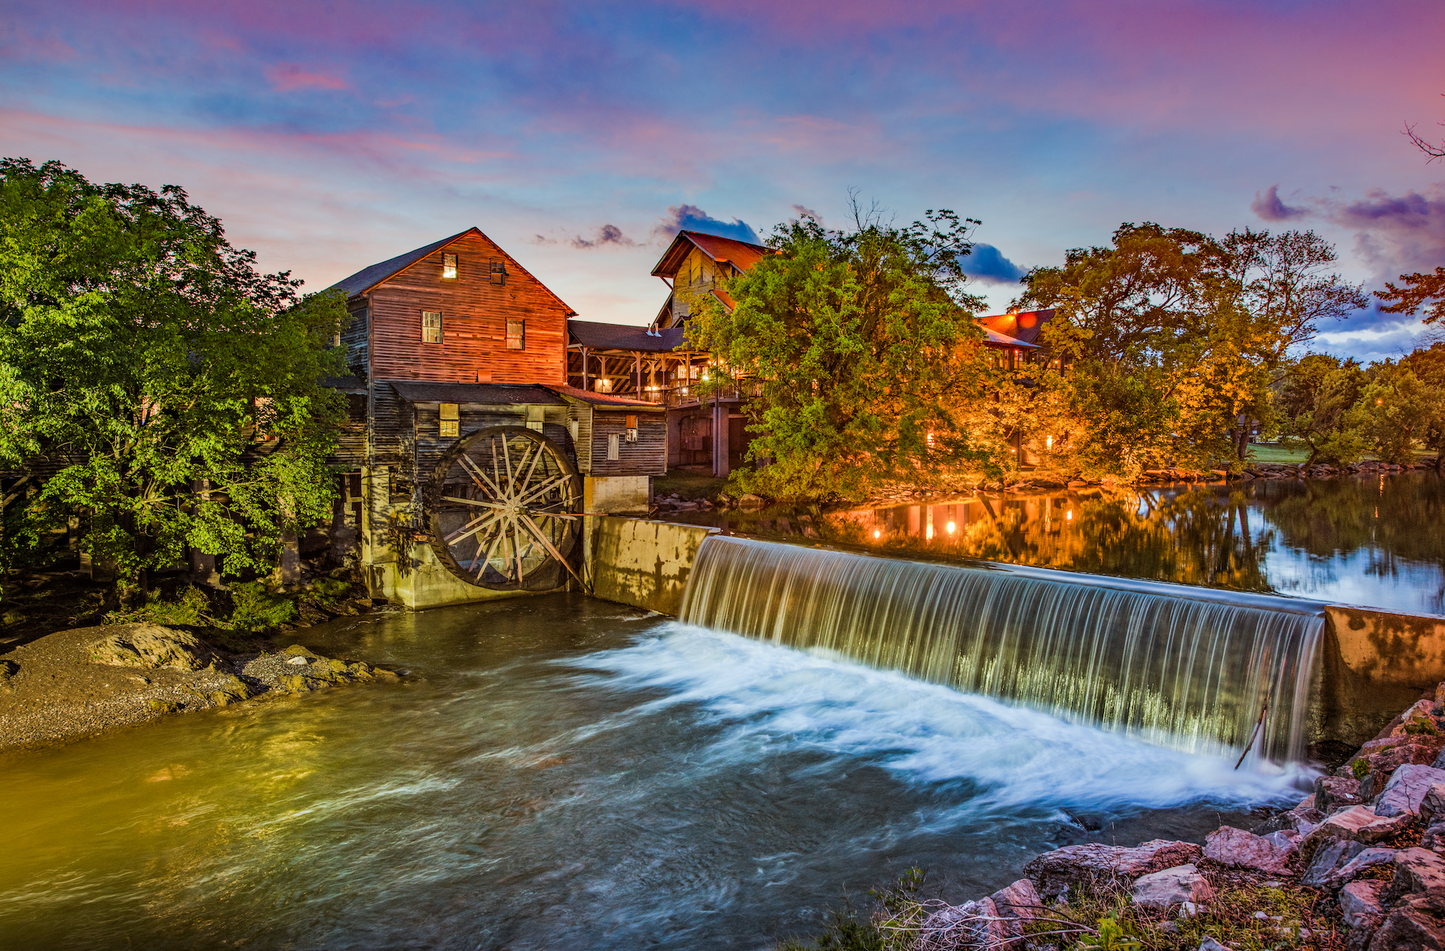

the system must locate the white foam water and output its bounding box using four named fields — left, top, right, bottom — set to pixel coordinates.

left=573, top=622, right=1312, bottom=816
